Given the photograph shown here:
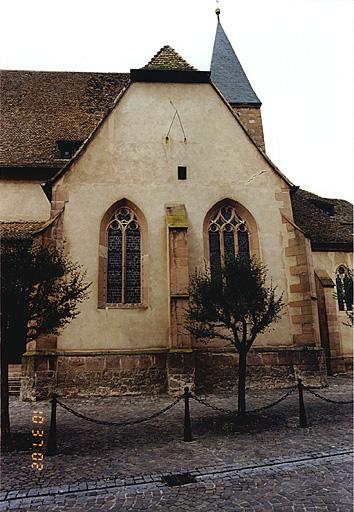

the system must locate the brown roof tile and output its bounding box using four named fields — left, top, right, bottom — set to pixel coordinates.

left=0, top=215, right=60, bottom=238
left=1, top=70, right=352, bottom=253
left=0, top=221, right=46, bottom=238
left=0, top=70, right=129, bottom=171
left=291, top=188, right=353, bottom=250
left=144, top=46, right=196, bottom=70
